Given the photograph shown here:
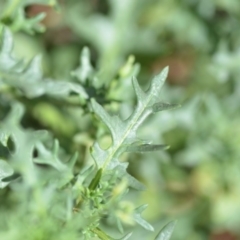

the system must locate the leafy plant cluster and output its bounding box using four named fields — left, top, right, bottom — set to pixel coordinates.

left=1, top=0, right=240, bottom=239
left=63, top=0, right=240, bottom=238
left=0, top=1, right=179, bottom=239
